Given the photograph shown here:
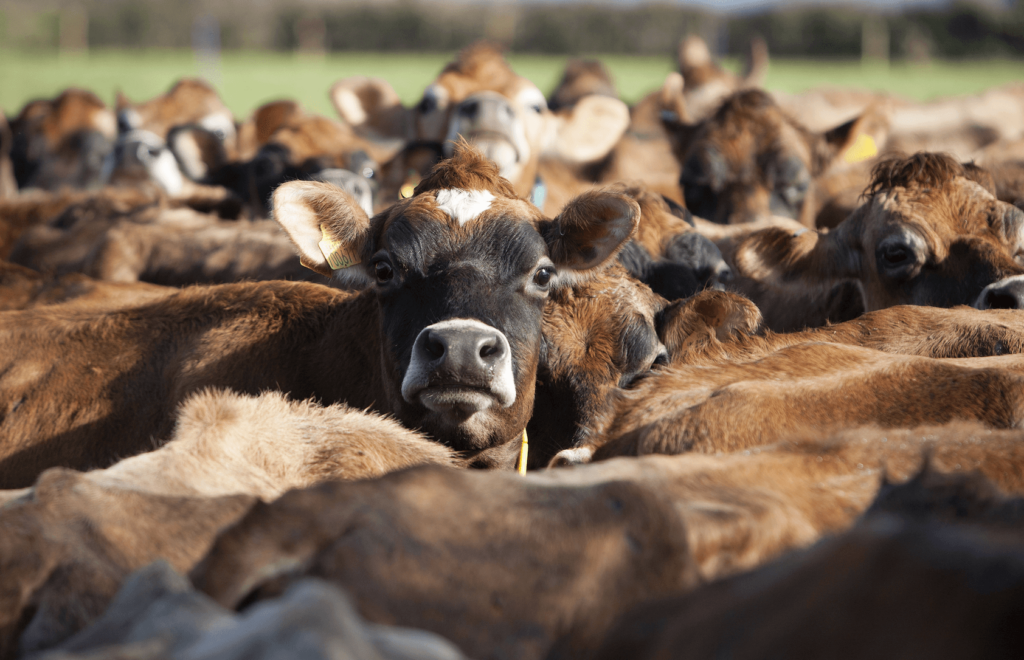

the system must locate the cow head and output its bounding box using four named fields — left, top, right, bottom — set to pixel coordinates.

left=274, top=142, right=639, bottom=452
left=735, top=152, right=1024, bottom=311
left=332, top=43, right=630, bottom=203
left=10, top=89, right=116, bottom=191
left=666, top=89, right=889, bottom=225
